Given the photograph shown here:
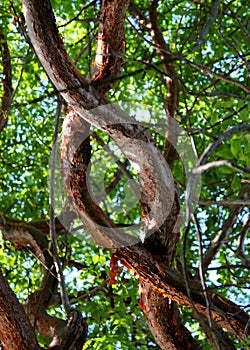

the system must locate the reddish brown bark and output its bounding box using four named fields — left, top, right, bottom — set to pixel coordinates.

left=0, top=32, right=13, bottom=132
left=130, top=2, right=196, bottom=348
left=91, top=0, right=129, bottom=94
left=0, top=215, right=87, bottom=349
left=139, top=281, right=203, bottom=350
left=19, top=1, right=250, bottom=349
left=23, top=0, right=174, bottom=236
left=115, top=244, right=249, bottom=341
left=0, top=269, right=40, bottom=350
